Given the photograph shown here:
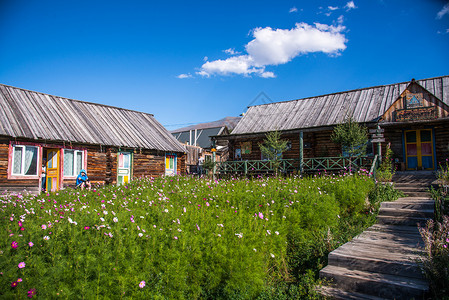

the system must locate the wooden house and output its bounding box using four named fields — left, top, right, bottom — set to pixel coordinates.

left=0, top=84, right=186, bottom=194
left=171, top=117, right=240, bottom=173
left=215, top=76, right=449, bottom=172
